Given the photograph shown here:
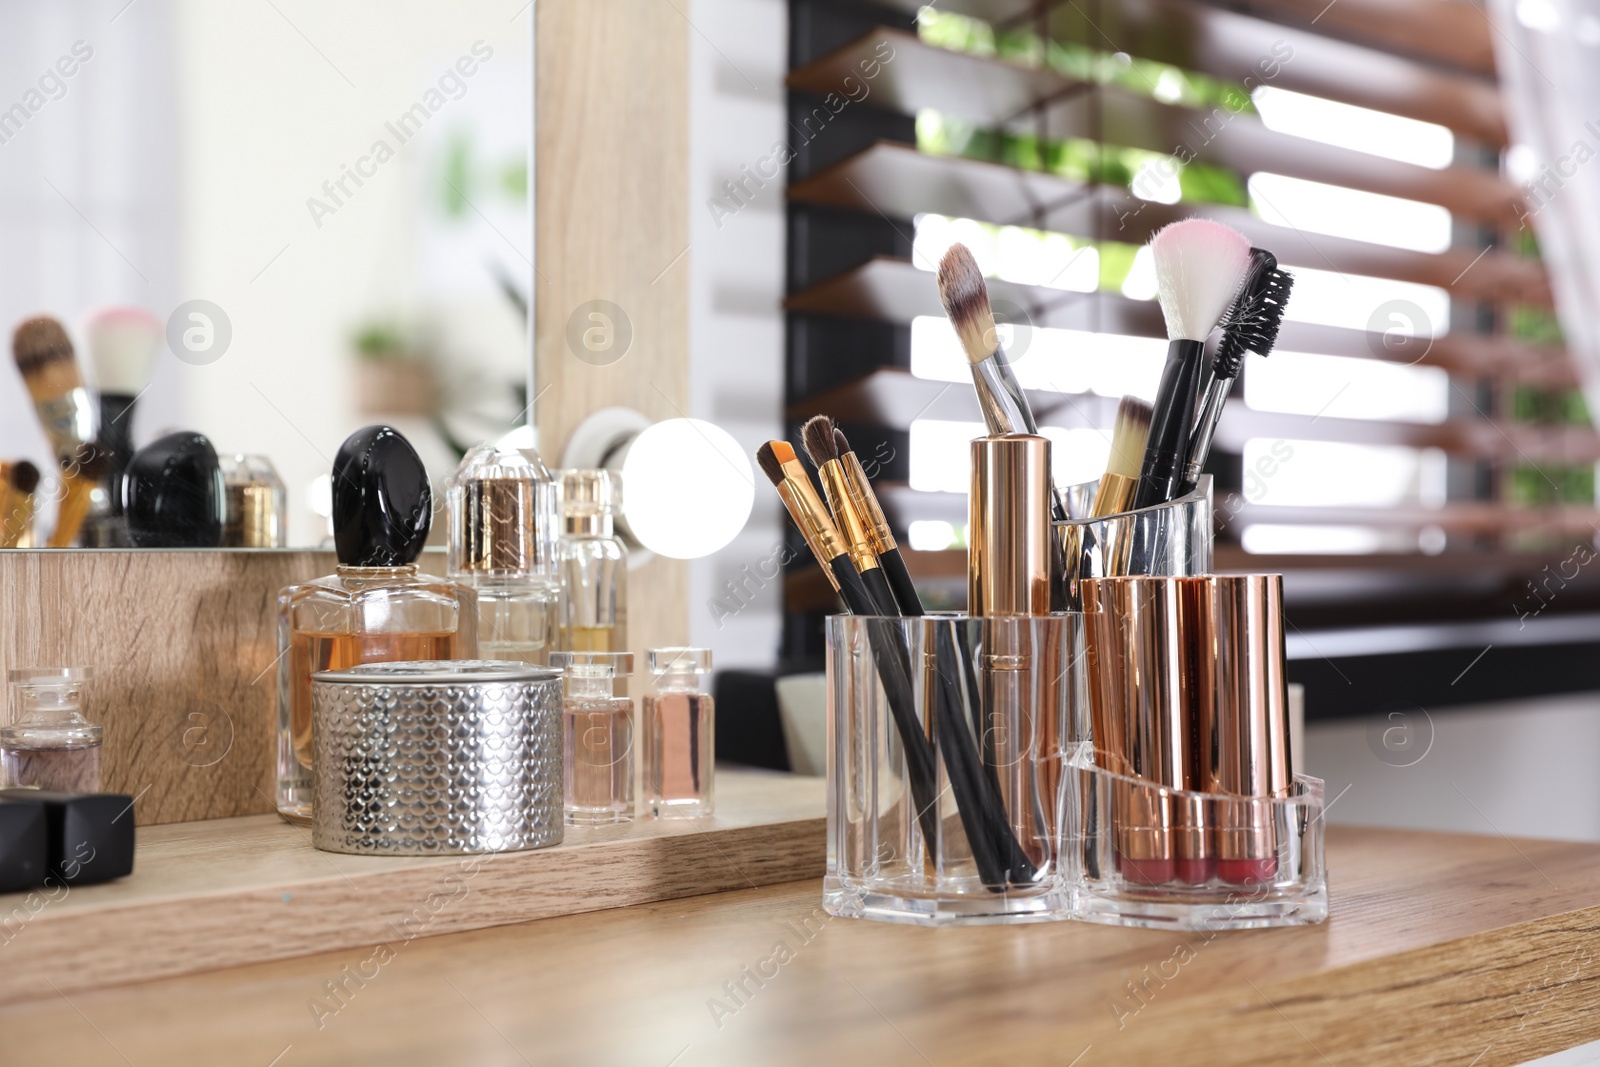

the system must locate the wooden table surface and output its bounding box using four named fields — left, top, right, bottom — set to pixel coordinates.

left=4, top=824, right=1600, bottom=1067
